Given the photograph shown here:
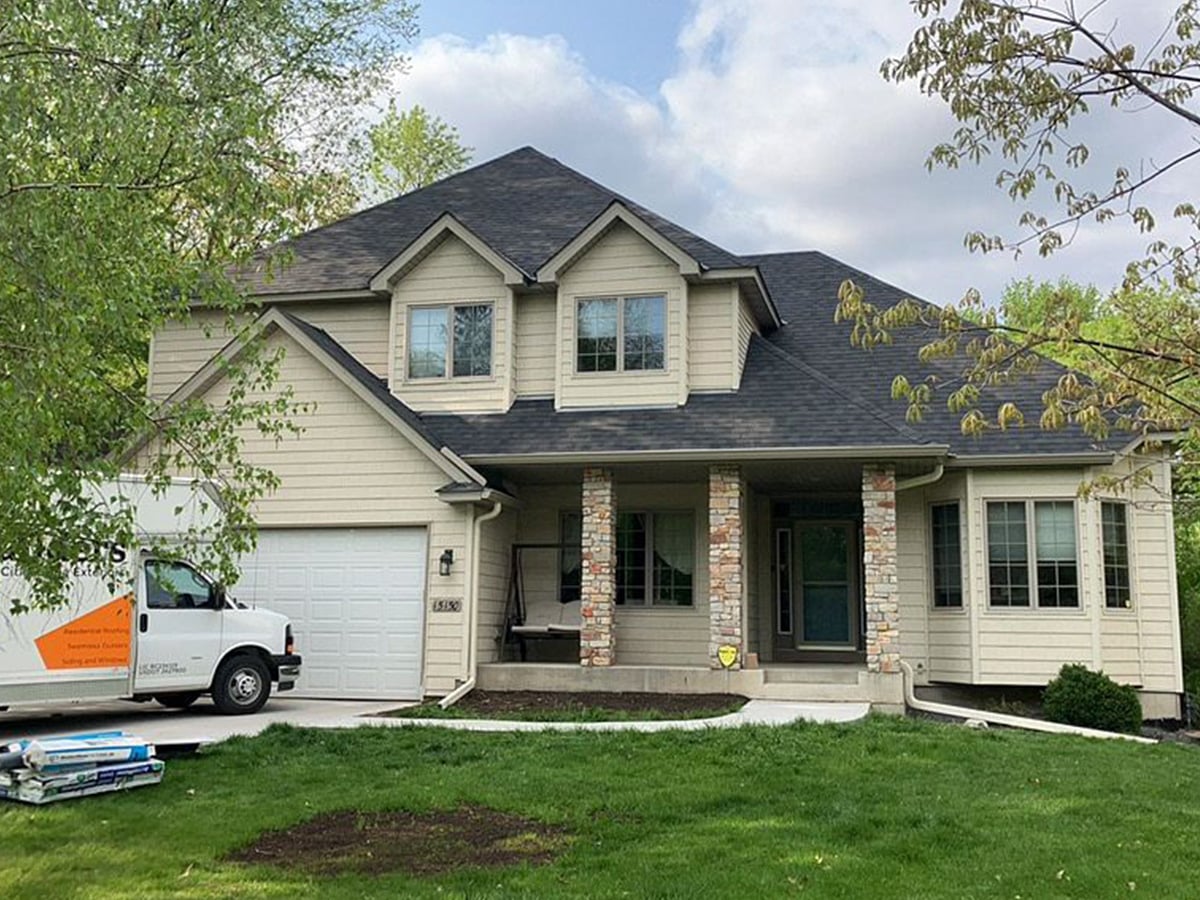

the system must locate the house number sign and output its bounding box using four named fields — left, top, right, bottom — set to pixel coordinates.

left=431, top=597, right=463, bottom=613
